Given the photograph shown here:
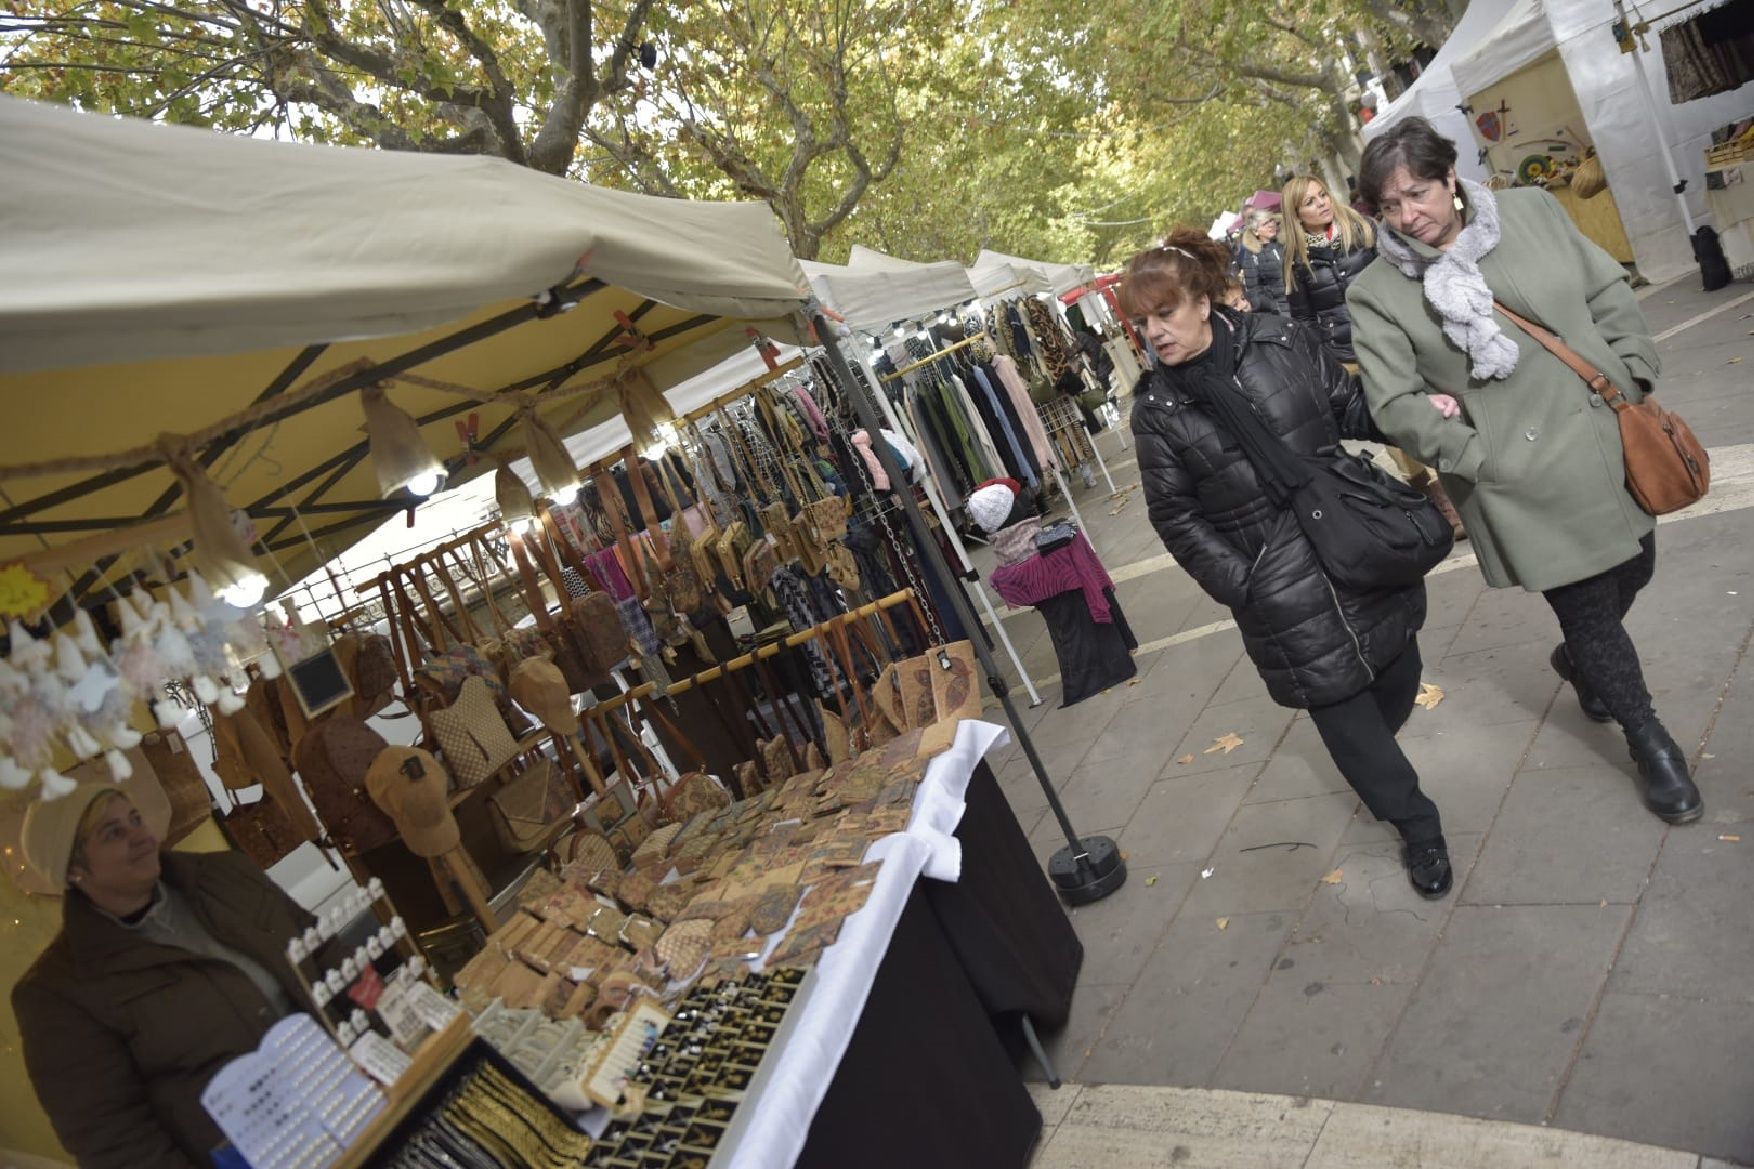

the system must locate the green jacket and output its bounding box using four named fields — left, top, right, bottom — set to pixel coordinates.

left=1348, top=188, right=1658, bottom=592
